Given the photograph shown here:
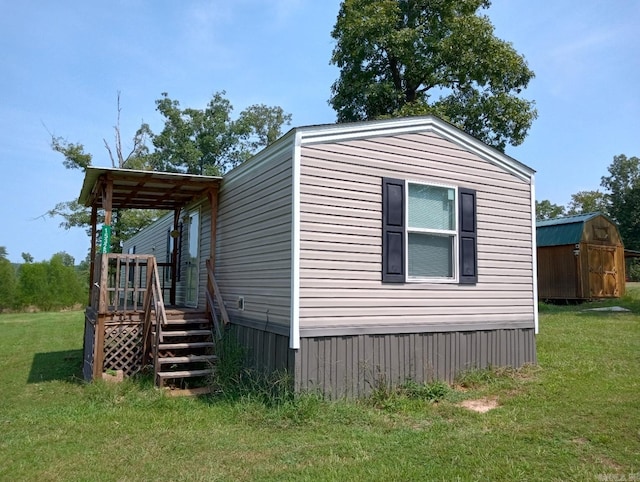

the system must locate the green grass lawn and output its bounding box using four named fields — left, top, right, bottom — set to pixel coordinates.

left=1, top=291, right=639, bottom=481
